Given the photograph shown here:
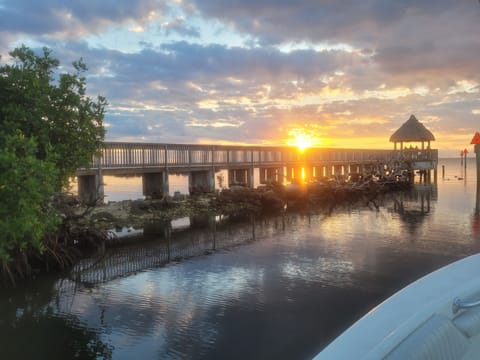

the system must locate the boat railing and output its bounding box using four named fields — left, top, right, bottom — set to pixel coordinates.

left=452, top=297, right=480, bottom=314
